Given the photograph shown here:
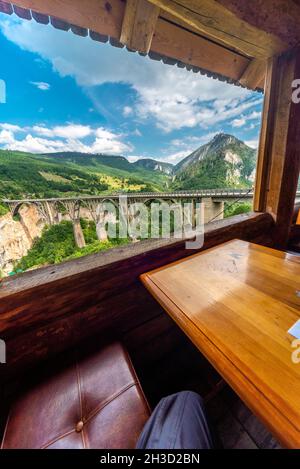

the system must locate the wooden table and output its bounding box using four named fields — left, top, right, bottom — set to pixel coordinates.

left=141, top=240, right=300, bottom=448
